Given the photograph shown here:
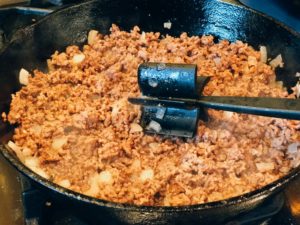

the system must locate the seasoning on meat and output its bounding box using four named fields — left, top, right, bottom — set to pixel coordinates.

left=5, top=24, right=300, bottom=206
